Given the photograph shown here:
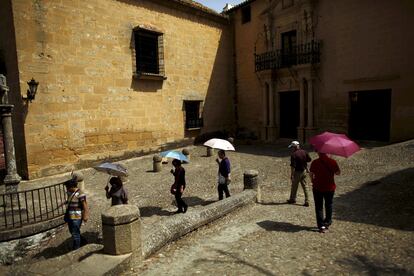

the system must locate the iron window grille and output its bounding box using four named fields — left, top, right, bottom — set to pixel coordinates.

left=134, top=28, right=165, bottom=79
left=184, top=101, right=203, bottom=129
